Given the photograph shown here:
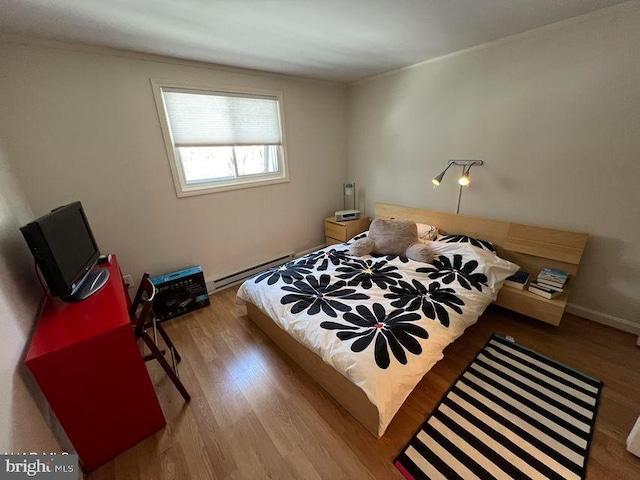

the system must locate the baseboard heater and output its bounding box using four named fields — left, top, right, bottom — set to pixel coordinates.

left=206, top=252, right=295, bottom=294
